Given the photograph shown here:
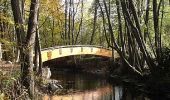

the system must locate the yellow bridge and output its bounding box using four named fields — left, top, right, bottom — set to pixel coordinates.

left=41, top=45, right=119, bottom=62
